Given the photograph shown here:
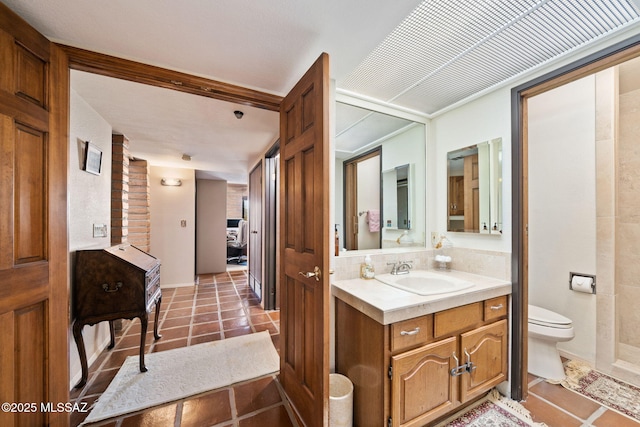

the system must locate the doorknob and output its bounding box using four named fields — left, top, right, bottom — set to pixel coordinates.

left=298, top=266, right=321, bottom=281
left=251, top=230, right=258, bottom=234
